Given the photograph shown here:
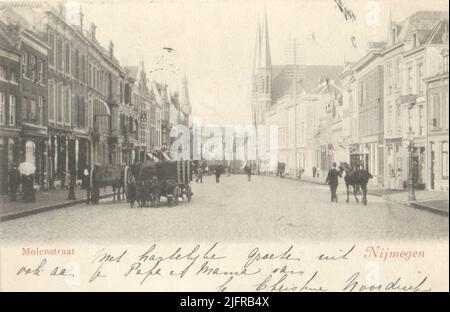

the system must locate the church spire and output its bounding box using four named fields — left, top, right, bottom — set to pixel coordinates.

left=252, top=8, right=271, bottom=75
left=260, top=8, right=271, bottom=70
